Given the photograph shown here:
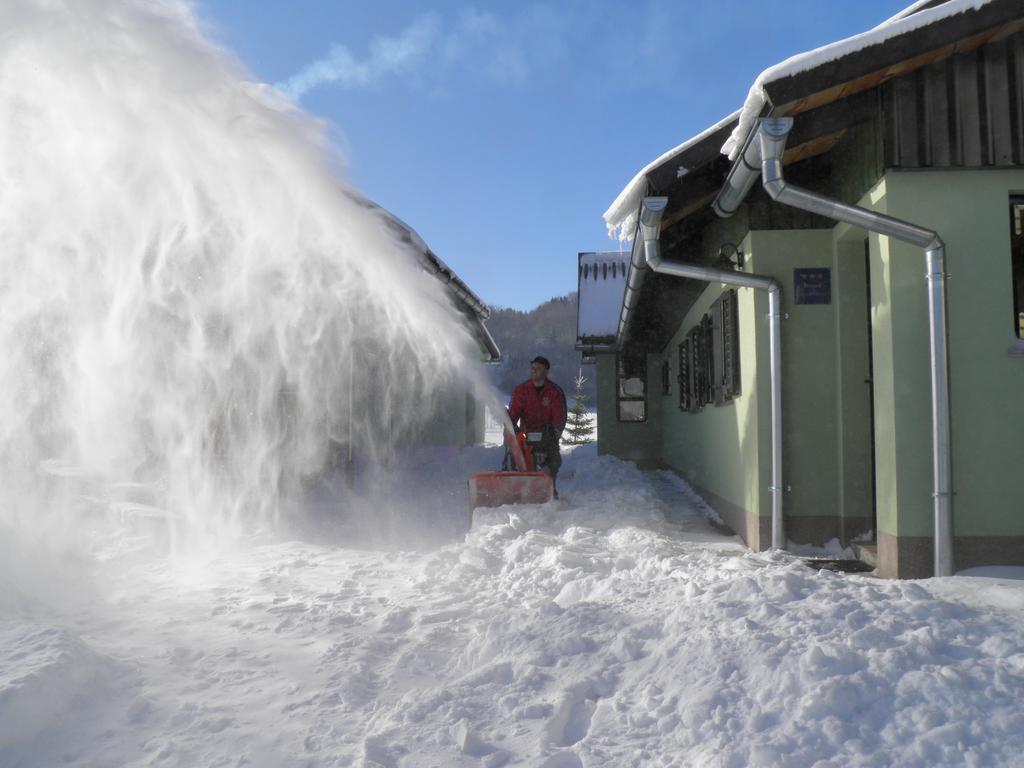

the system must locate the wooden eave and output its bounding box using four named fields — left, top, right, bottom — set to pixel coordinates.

left=767, top=0, right=1024, bottom=122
